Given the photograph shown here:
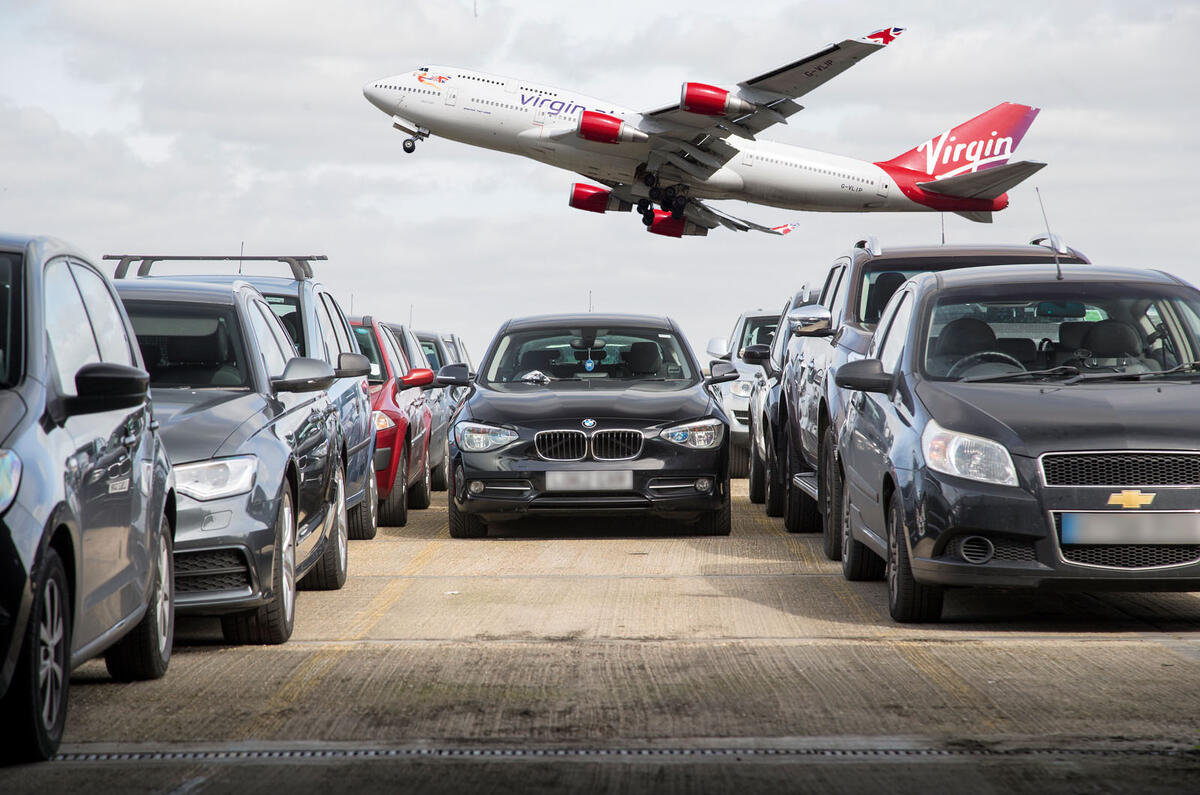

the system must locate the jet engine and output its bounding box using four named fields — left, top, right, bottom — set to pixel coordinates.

left=680, top=83, right=755, bottom=117
left=645, top=210, right=708, bottom=238
left=568, top=183, right=633, bottom=214
left=576, top=111, right=649, bottom=144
